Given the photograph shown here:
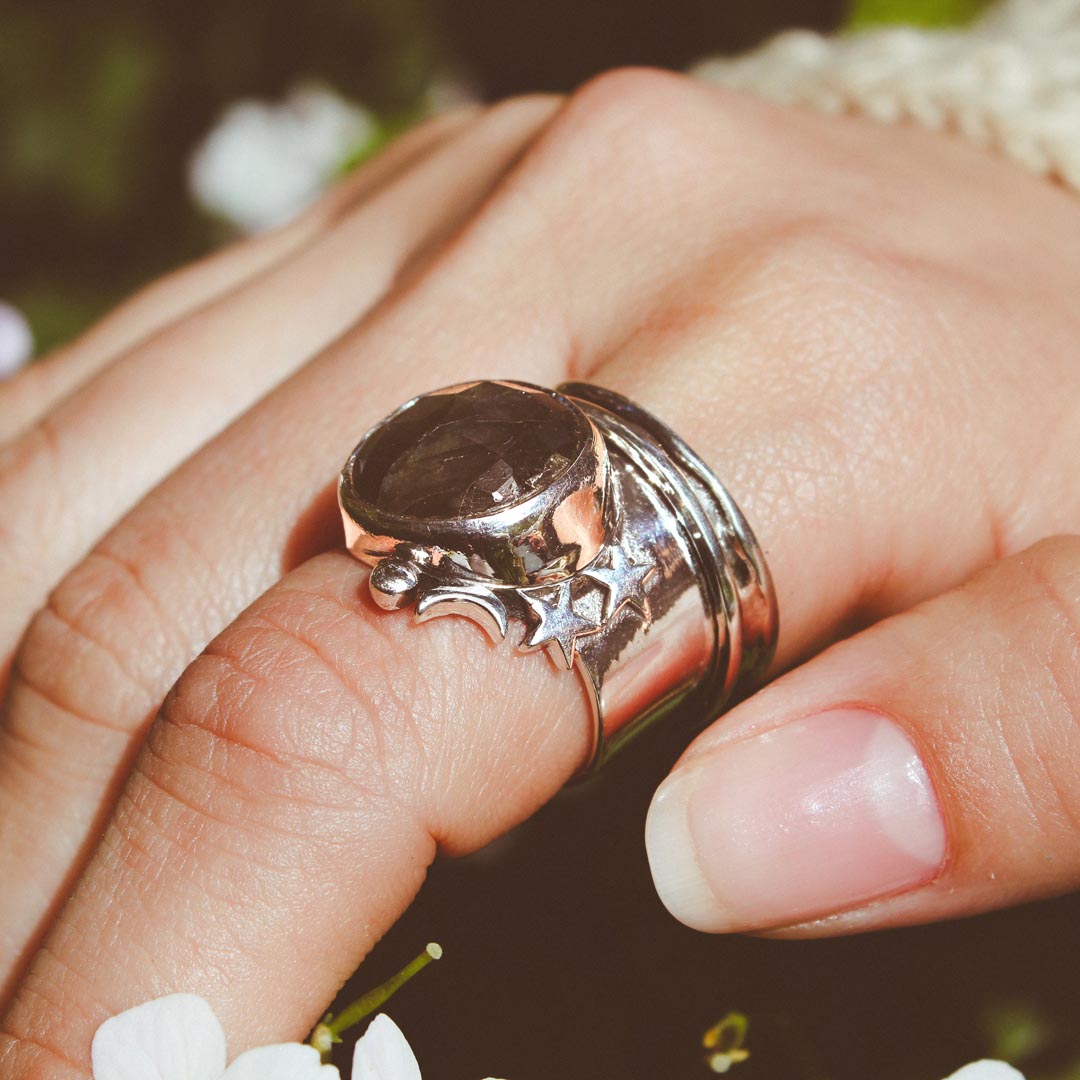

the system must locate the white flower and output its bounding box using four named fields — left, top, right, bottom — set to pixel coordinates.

left=0, top=301, right=33, bottom=378
left=351, top=1015, right=420, bottom=1080
left=92, top=994, right=339, bottom=1080
left=944, top=1062, right=1026, bottom=1080
left=352, top=1014, right=506, bottom=1080
left=188, top=84, right=375, bottom=233
left=93, top=997, right=505, bottom=1080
